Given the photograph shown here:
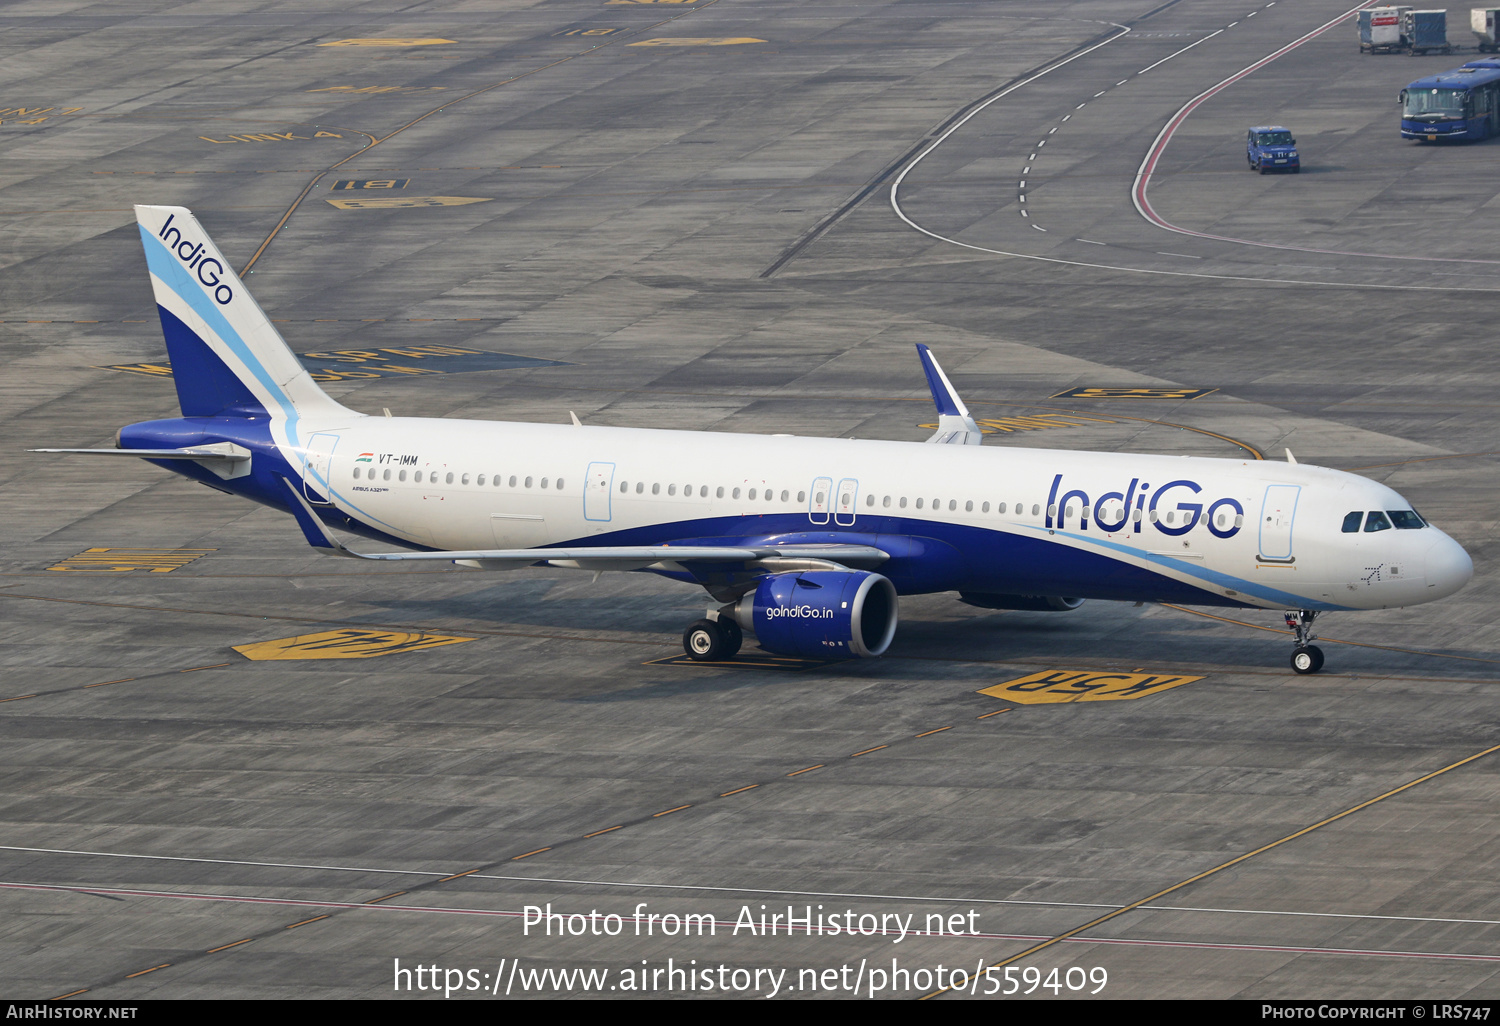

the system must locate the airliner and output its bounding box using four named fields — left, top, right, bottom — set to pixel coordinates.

left=36, top=206, right=1474, bottom=675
